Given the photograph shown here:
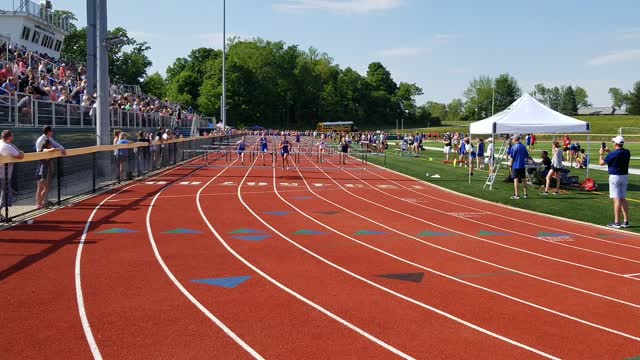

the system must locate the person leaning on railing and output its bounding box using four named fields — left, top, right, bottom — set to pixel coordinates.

left=0, top=130, right=25, bottom=221
left=35, top=126, right=66, bottom=208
